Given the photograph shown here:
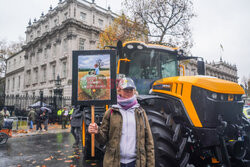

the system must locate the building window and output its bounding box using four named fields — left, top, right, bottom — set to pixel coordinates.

left=62, top=61, right=67, bottom=78
left=34, top=69, right=38, bottom=83
left=43, top=66, right=47, bottom=82
left=18, top=76, right=21, bottom=90
left=49, top=90, right=53, bottom=96
left=44, top=48, right=47, bottom=59
left=80, top=12, right=86, bottom=21
left=52, top=65, right=56, bottom=80
left=64, top=12, right=68, bottom=20
left=53, top=45, right=56, bottom=57
left=63, top=40, right=68, bottom=53
left=12, top=77, right=15, bottom=91
left=79, top=38, right=85, bottom=50
left=27, top=71, right=31, bottom=85
left=54, top=19, right=58, bottom=26
left=45, top=24, right=49, bottom=31
left=7, top=79, right=10, bottom=91
left=37, top=30, right=41, bottom=36
left=93, top=15, right=95, bottom=24
left=36, top=53, right=39, bottom=61
left=14, top=59, right=16, bottom=66
left=98, top=19, right=103, bottom=27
